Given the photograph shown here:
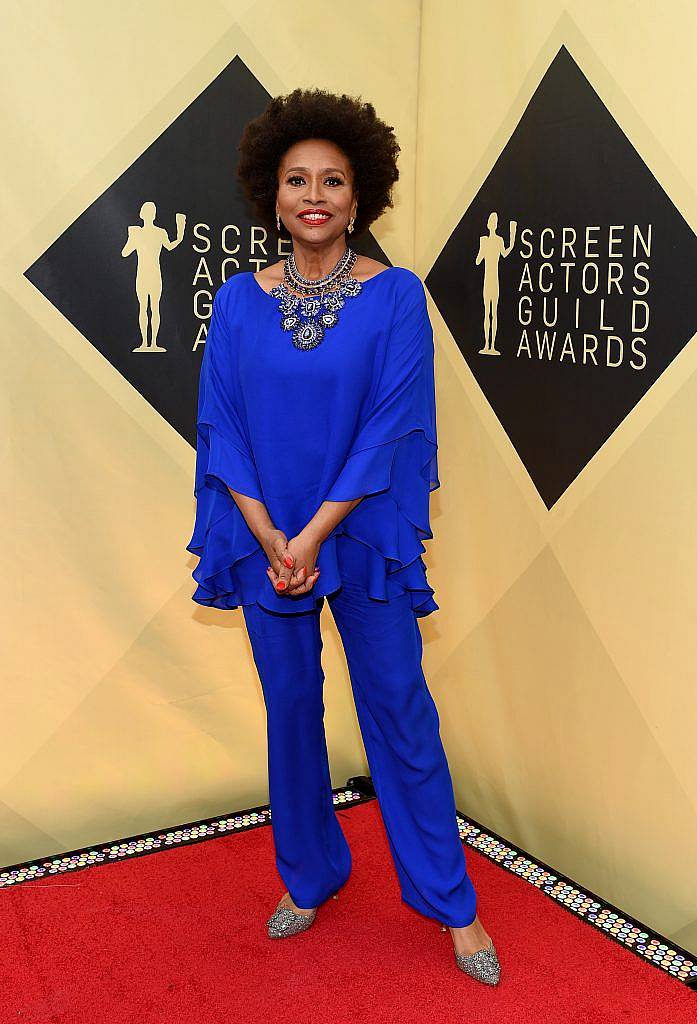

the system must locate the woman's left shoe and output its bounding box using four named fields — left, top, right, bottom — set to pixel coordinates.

left=441, top=923, right=501, bottom=985
left=453, top=937, right=501, bottom=985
